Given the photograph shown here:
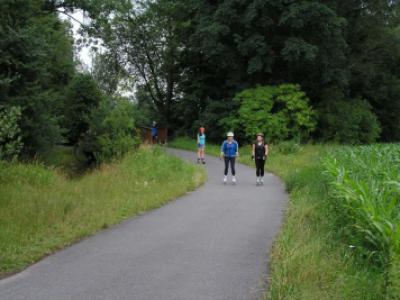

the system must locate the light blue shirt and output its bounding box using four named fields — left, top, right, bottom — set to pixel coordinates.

left=198, top=134, right=206, bottom=146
